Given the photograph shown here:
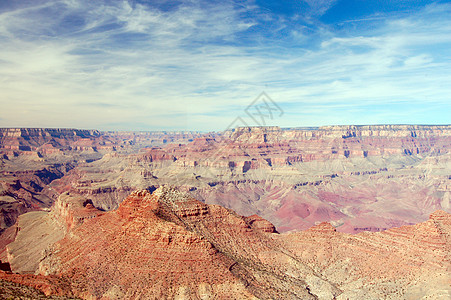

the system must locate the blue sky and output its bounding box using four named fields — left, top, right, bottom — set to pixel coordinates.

left=0, top=0, right=450, bottom=131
